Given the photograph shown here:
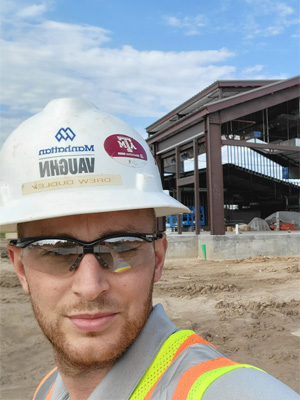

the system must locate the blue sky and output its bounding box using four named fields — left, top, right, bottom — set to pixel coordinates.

left=1, top=0, right=299, bottom=146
